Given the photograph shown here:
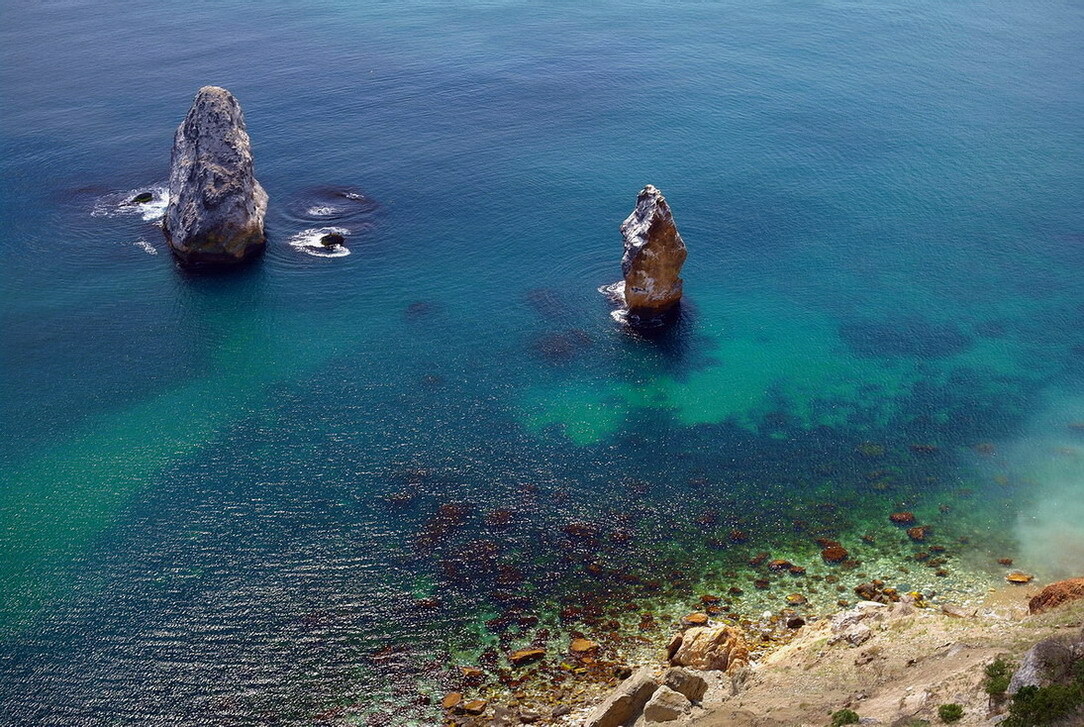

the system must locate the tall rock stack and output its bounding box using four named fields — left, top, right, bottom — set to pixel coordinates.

left=163, top=86, right=268, bottom=266
left=608, top=185, right=687, bottom=325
